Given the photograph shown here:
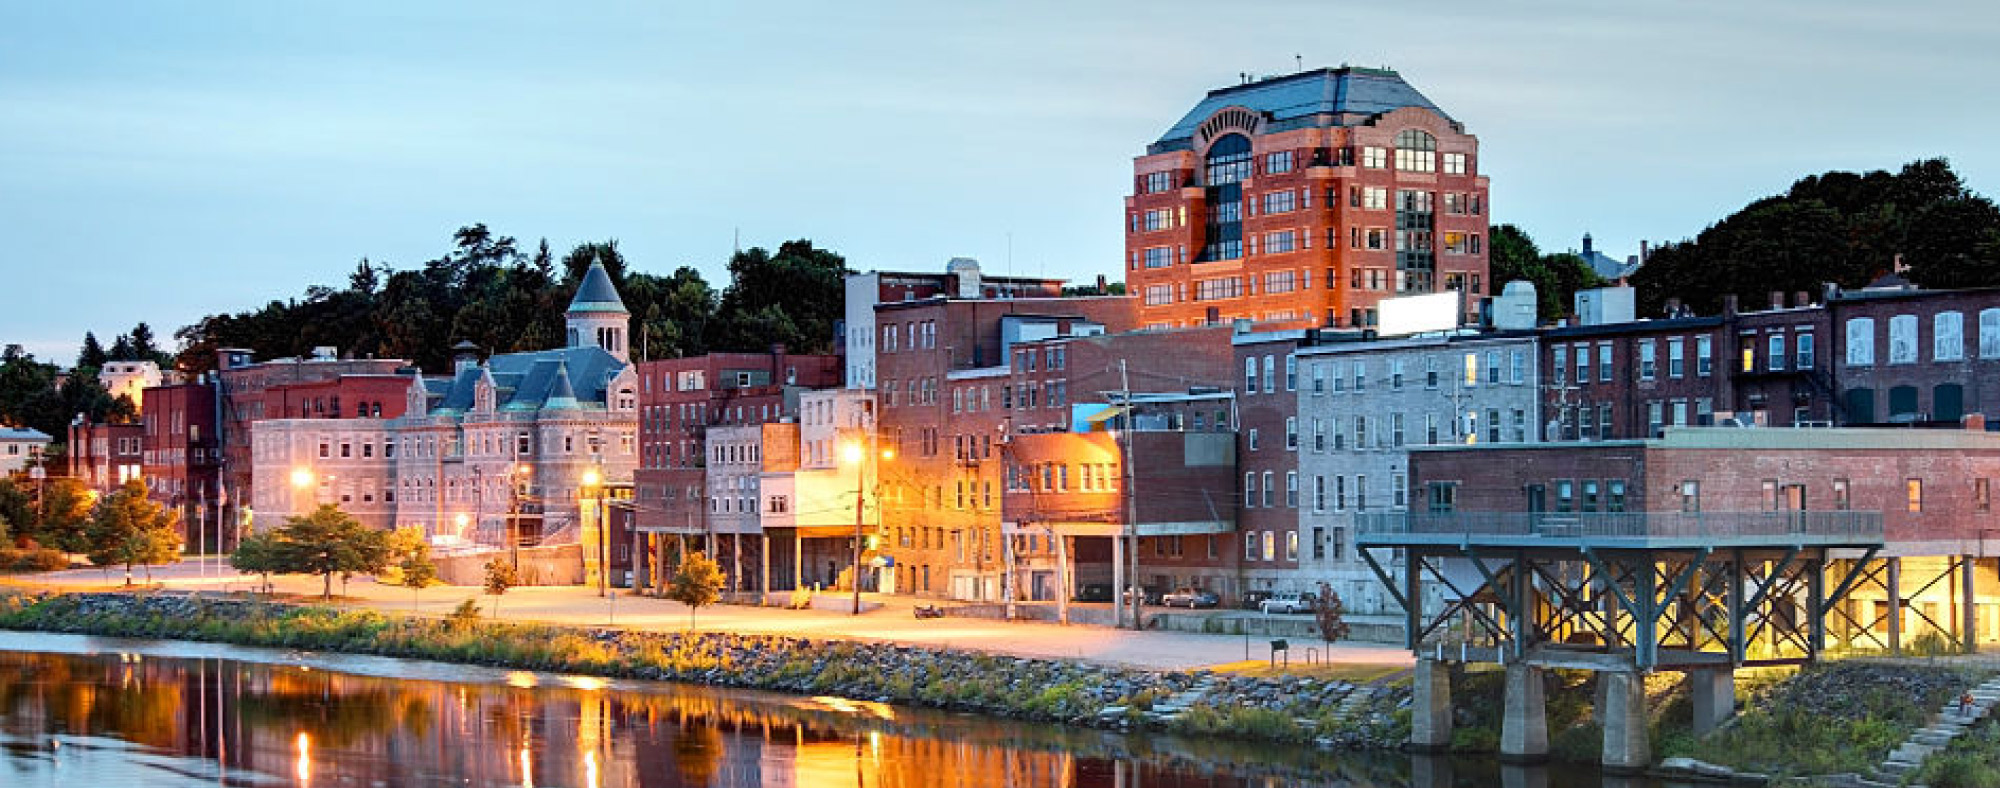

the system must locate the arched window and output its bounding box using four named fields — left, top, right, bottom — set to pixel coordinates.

left=1394, top=129, right=1436, bottom=172
left=1201, top=134, right=1250, bottom=261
